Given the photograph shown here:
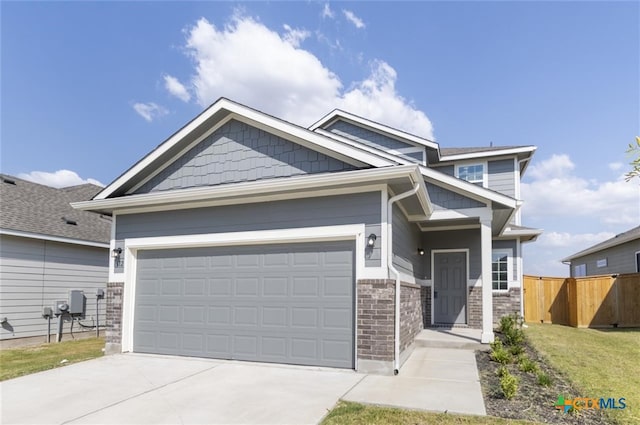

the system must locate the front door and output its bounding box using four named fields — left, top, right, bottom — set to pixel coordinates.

left=433, top=252, right=467, bottom=324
